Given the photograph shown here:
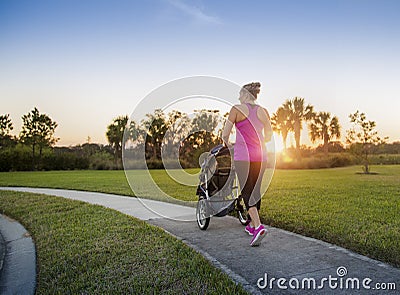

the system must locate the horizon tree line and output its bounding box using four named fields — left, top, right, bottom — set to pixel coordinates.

left=0, top=101, right=392, bottom=172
